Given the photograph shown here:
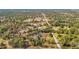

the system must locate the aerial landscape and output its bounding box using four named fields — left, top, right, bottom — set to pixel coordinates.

left=0, top=9, right=79, bottom=49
